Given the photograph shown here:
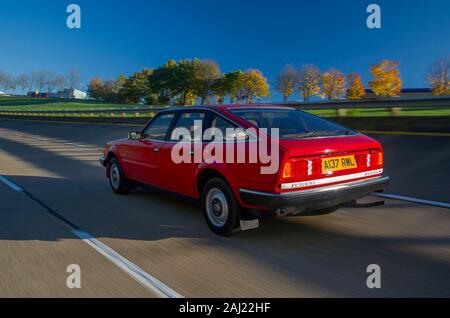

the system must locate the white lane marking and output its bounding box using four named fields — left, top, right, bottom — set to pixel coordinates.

left=73, top=229, right=183, bottom=298
left=374, top=193, right=450, bottom=209
left=0, top=175, right=23, bottom=191
left=65, top=142, right=83, bottom=147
